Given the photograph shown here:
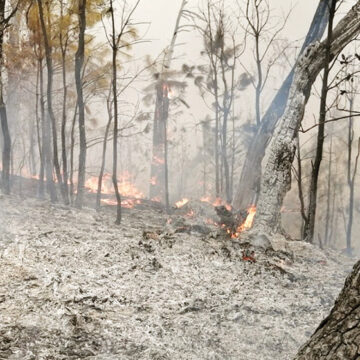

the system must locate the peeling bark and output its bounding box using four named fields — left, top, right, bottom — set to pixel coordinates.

left=253, top=2, right=360, bottom=234
left=294, top=260, right=360, bottom=360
